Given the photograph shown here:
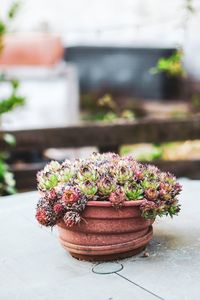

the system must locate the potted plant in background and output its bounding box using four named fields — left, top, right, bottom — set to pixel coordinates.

left=36, top=152, right=182, bottom=261
left=0, top=2, right=25, bottom=196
